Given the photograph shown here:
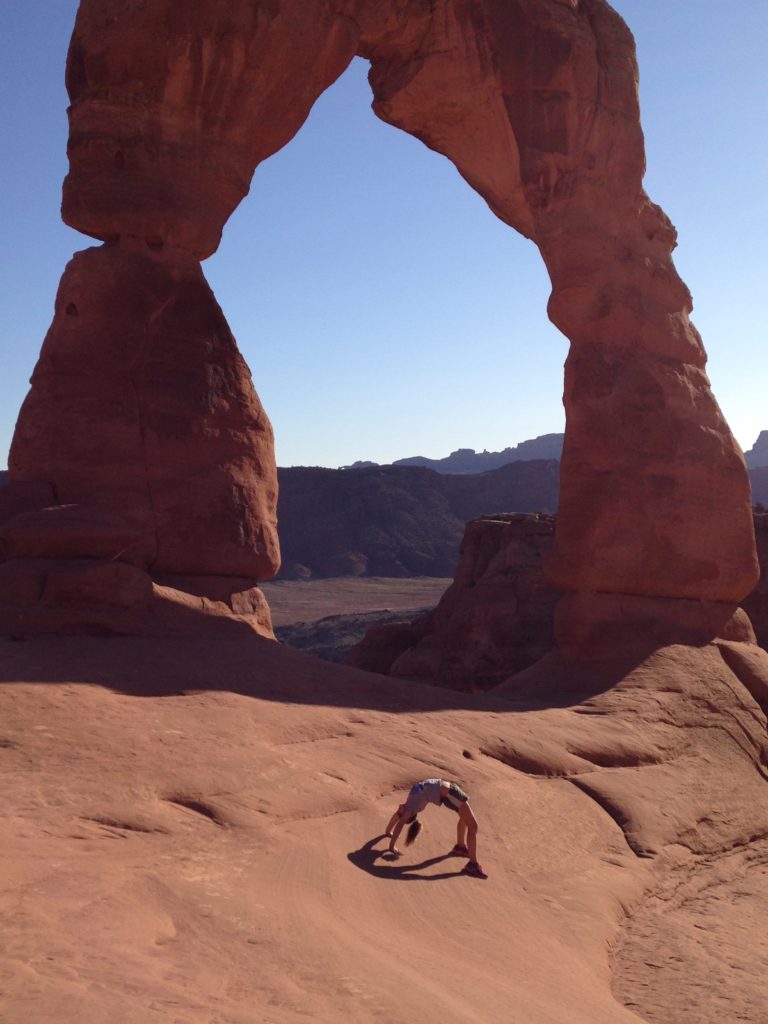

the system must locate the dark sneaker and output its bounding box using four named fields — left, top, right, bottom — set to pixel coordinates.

left=450, top=844, right=469, bottom=856
left=463, top=860, right=488, bottom=879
